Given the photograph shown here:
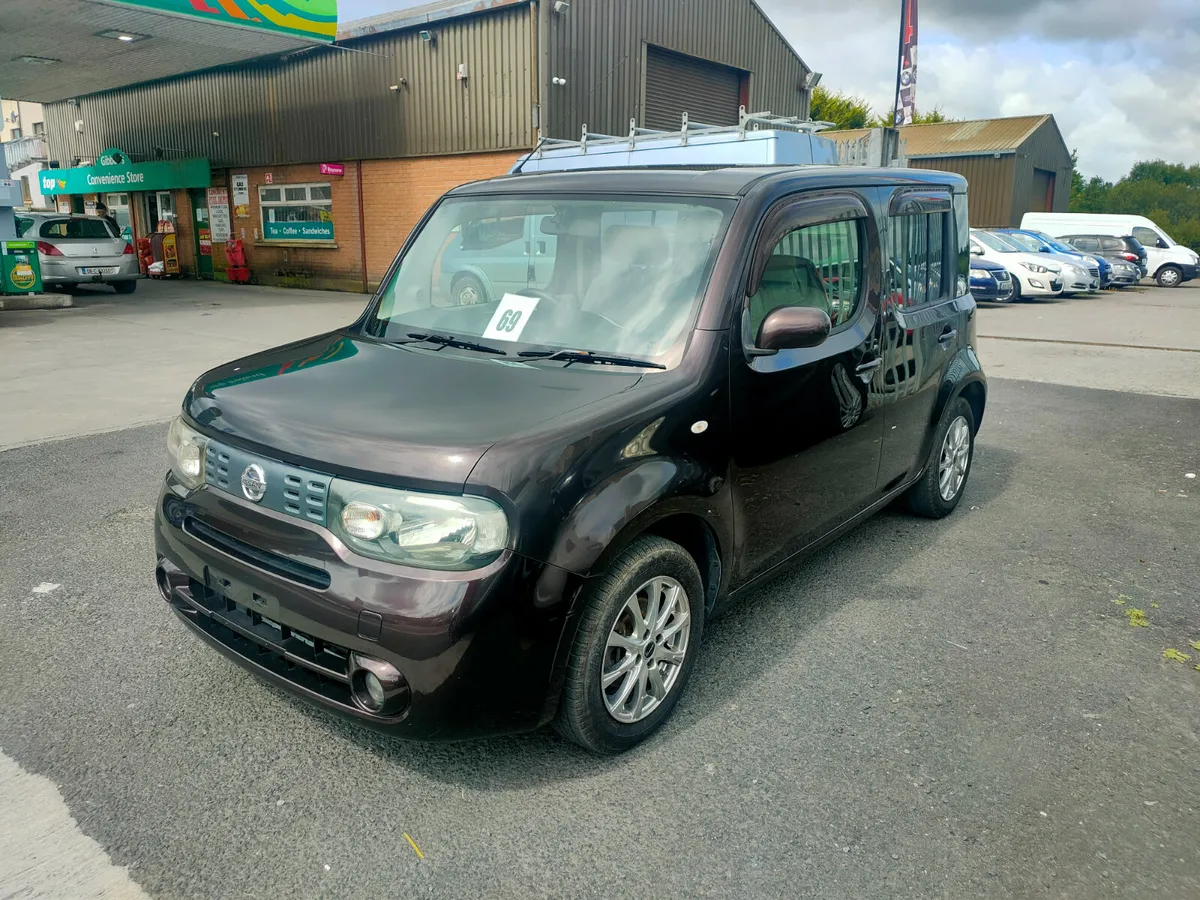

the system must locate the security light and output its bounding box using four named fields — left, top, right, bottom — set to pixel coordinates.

left=553, top=1, right=570, bottom=12
left=804, top=71, right=823, bottom=90
left=418, top=30, right=435, bottom=43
